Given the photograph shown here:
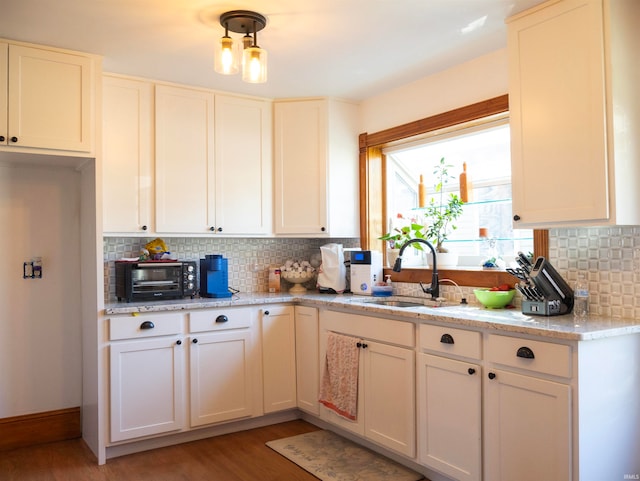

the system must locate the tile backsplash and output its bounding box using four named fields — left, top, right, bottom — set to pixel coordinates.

left=103, top=236, right=360, bottom=302
left=549, top=226, right=640, bottom=319
left=104, top=226, right=640, bottom=319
